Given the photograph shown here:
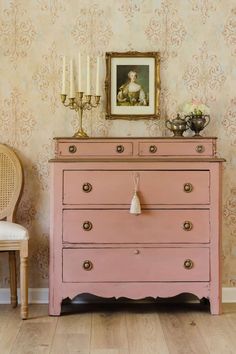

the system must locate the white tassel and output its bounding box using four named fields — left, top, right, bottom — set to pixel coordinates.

left=130, top=173, right=141, bottom=215
left=130, top=192, right=141, bottom=215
